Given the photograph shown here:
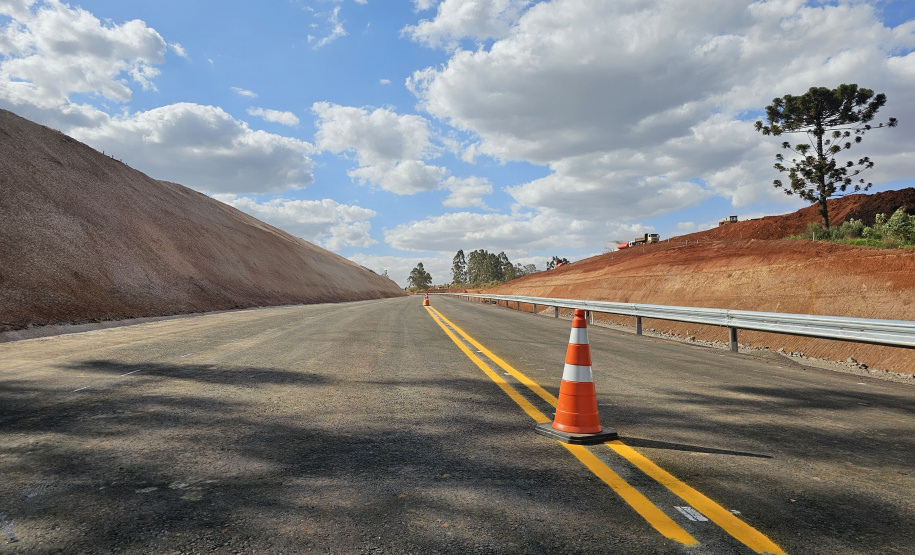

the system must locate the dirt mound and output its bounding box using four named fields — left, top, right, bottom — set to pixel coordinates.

left=492, top=201, right=915, bottom=374
left=677, top=188, right=915, bottom=242
left=0, top=109, right=403, bottom=333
